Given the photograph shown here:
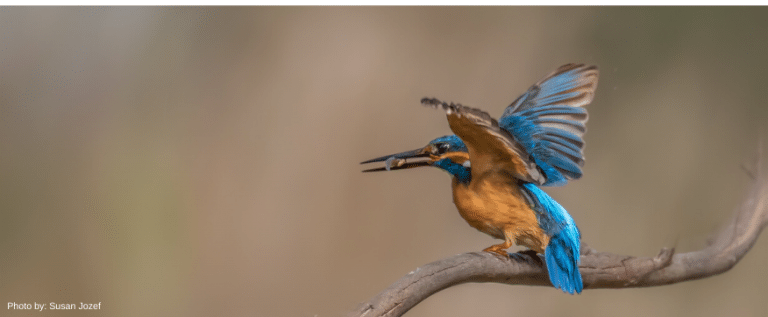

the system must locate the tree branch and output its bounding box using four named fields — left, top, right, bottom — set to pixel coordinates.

left=349, top=142, right=768, bottom=317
